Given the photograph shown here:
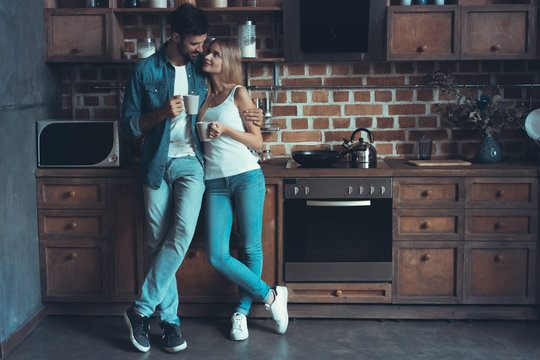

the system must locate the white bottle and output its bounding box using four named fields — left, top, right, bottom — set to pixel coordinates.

left=238, top=21, right=256, bottom=58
